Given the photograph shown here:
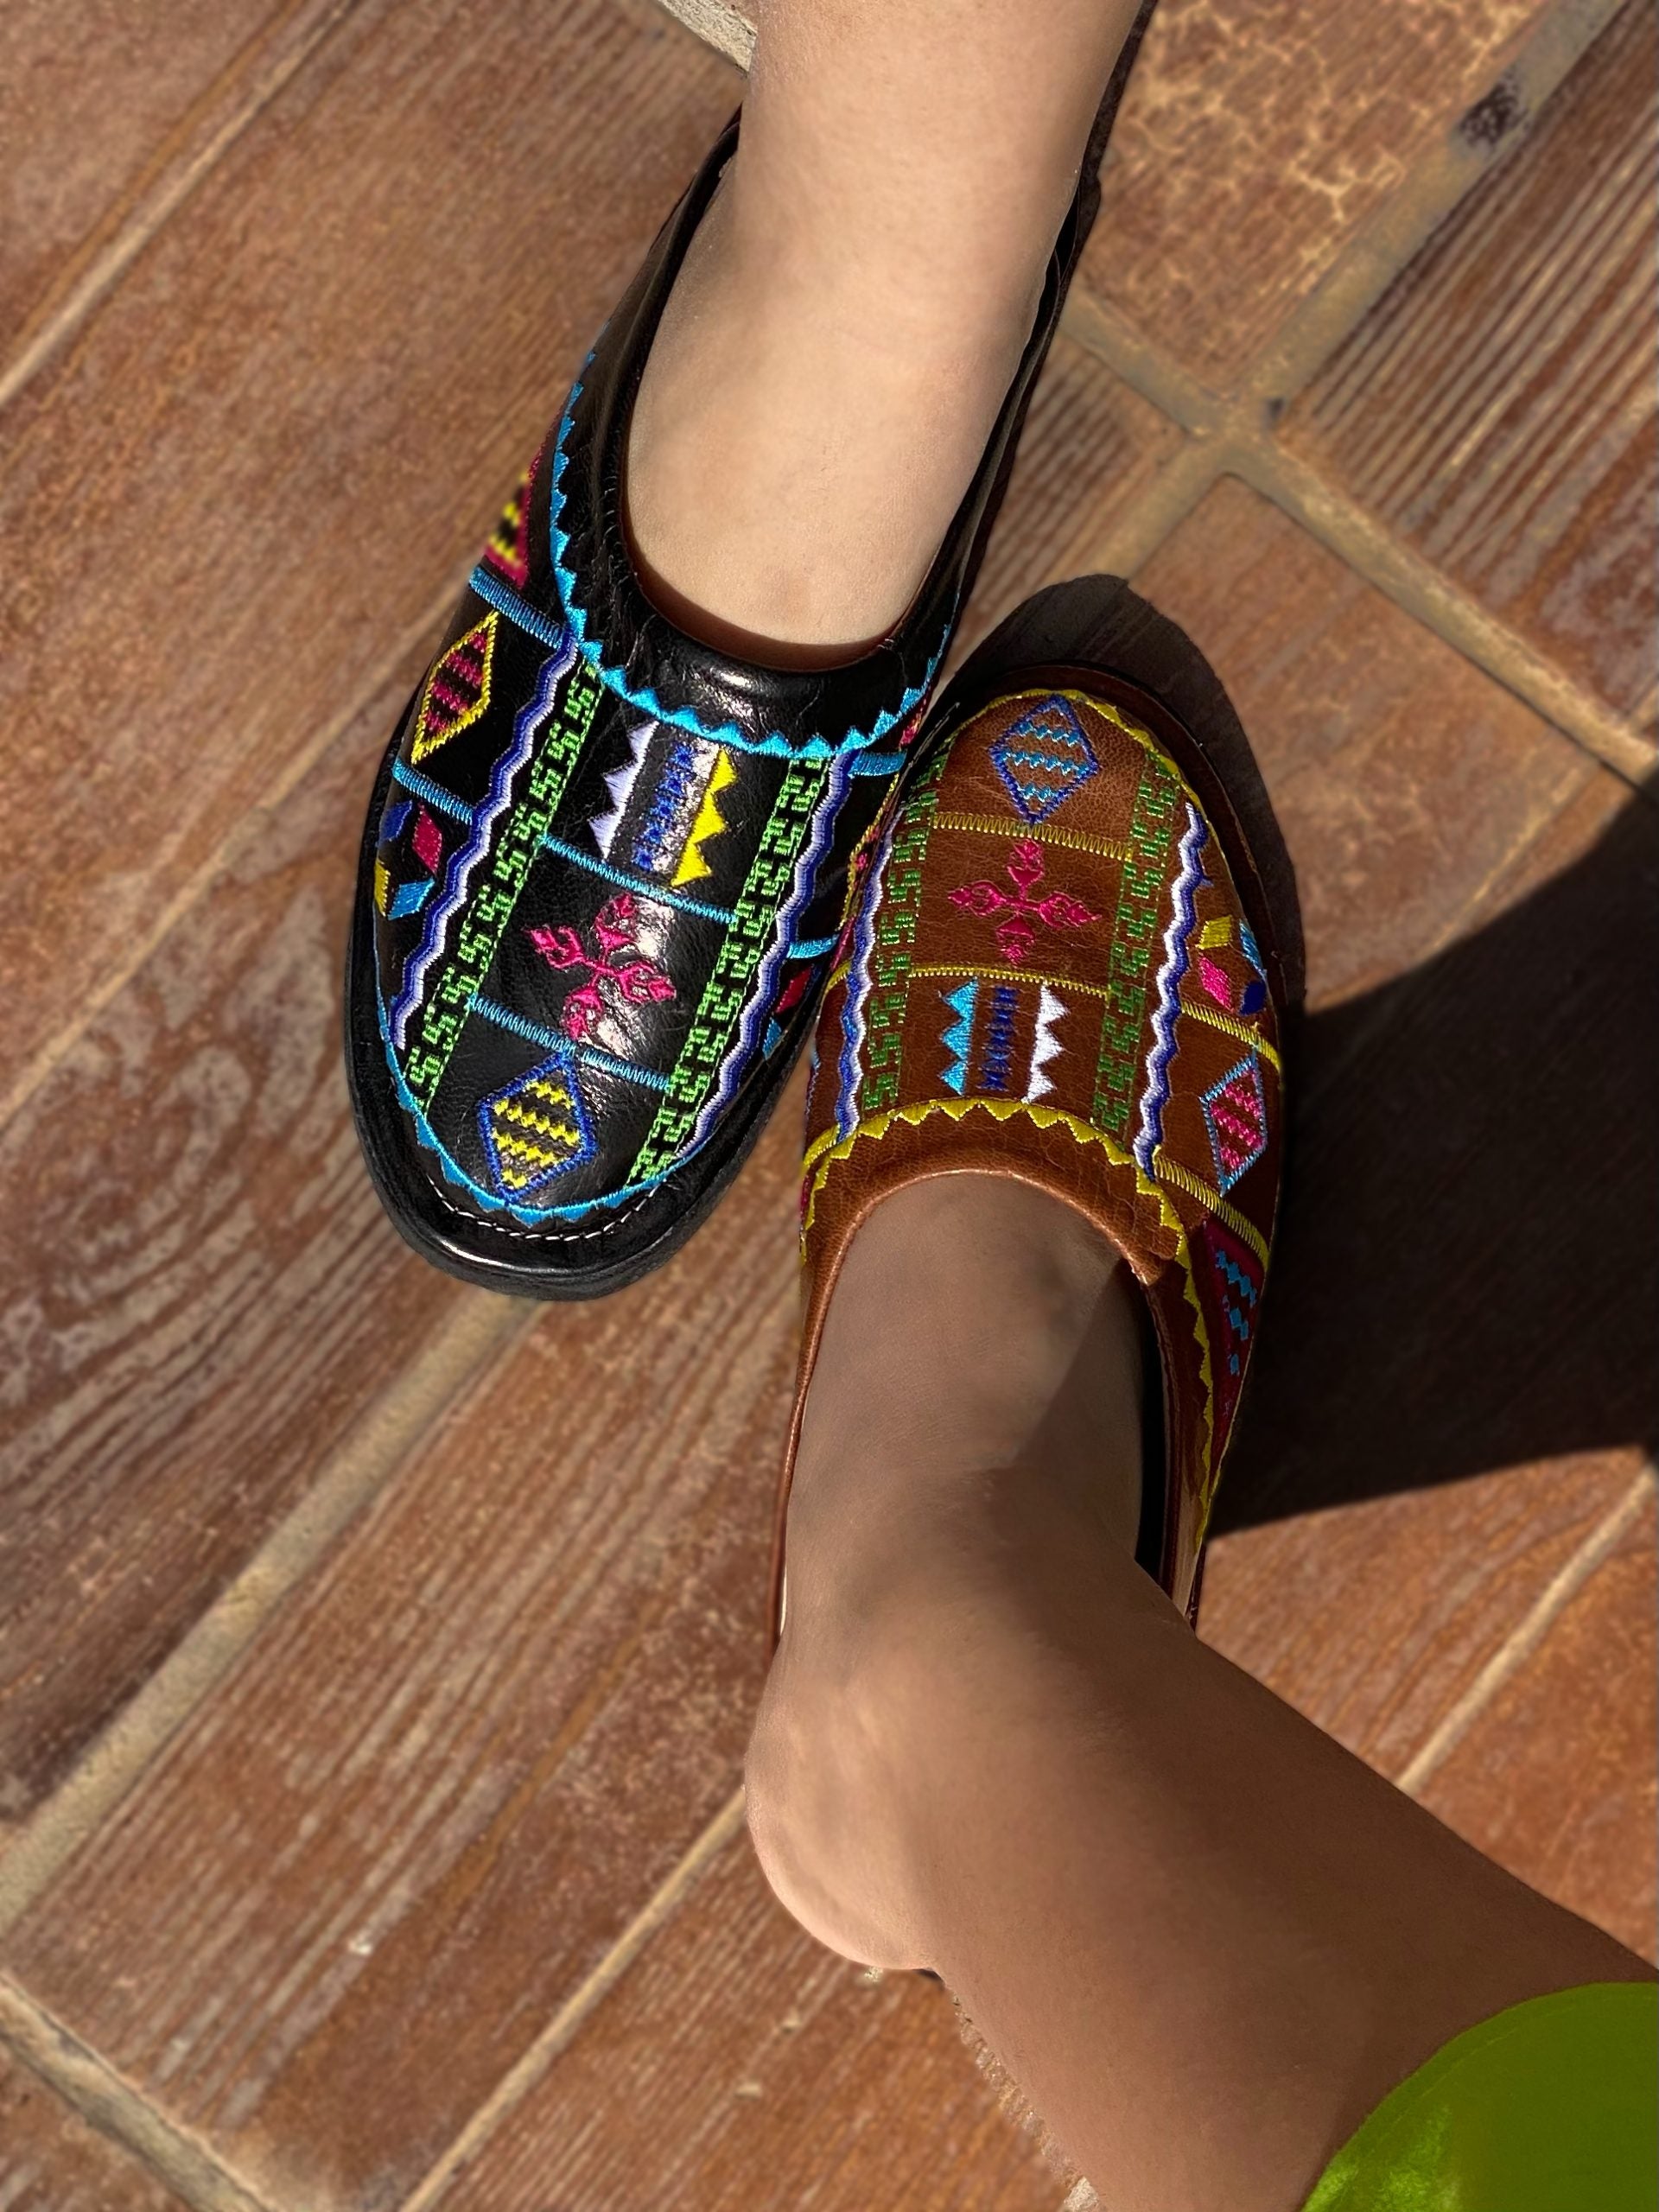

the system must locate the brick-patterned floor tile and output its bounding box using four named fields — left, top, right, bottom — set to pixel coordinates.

left=1083, top=0, right=1554, bottom=387
left=950, top=333, right=1183, bottom=666
left=0, top=658, right=475, bottom=1821
left=1286, top=2, right=1656, bottom=736
left=0, top=1084, right=804, bottom=2212
left=1132, top=477, right=1594, bottom=1005
left=435, top=1834, right=1064, bottom=2212
left=1419, top=1497, right=1658, bottom=1962
left=0, top=0, right=738, bottom=1090
left=1198, top=1453, right=1648, bottom=1781
left=0, top=0, right=334, bottom=350
left=0, top=2044, right=191, bottom=2212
